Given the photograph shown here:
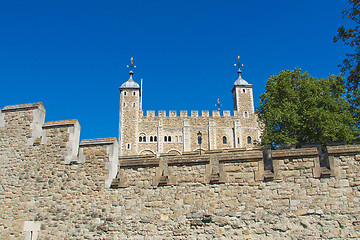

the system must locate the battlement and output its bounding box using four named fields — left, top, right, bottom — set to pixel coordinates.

left=142, top=109, right=235, bottom=117
left=2, top=101, right=360, bottom=239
